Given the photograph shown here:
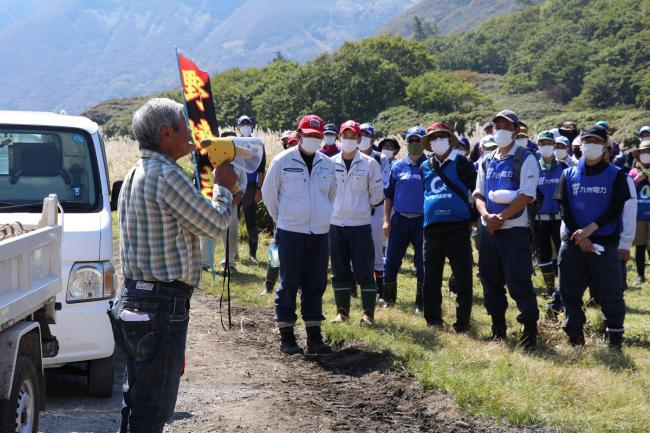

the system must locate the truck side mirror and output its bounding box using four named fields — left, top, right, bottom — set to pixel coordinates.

left=110, top=180, right=123, bottom=212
